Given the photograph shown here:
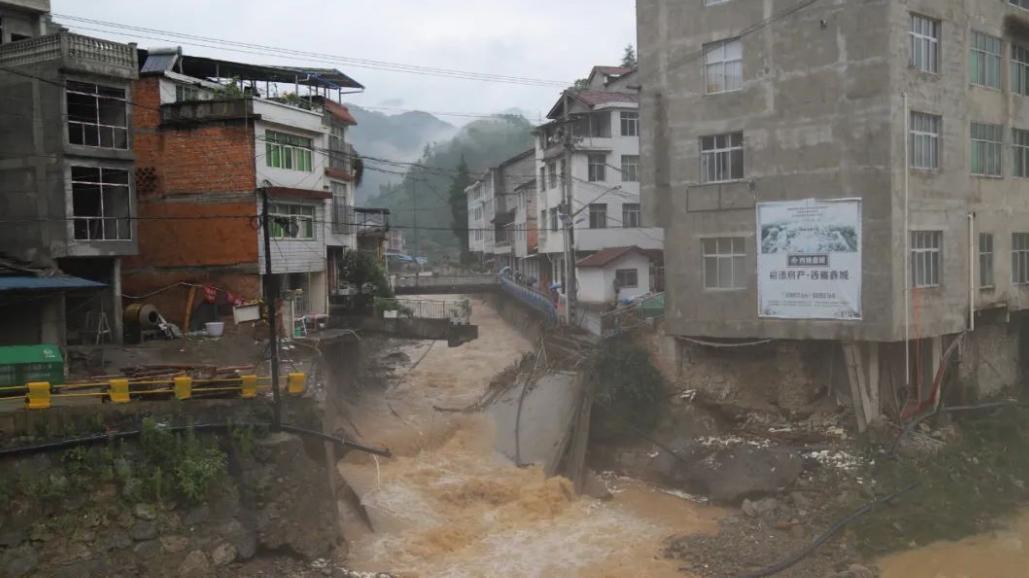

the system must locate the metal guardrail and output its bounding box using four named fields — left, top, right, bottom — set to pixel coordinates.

left=499, top=276, right=558, bottom=324
left=0, top=373, right=306, bottom=410
left=380, top=297, right=472, bottom=324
